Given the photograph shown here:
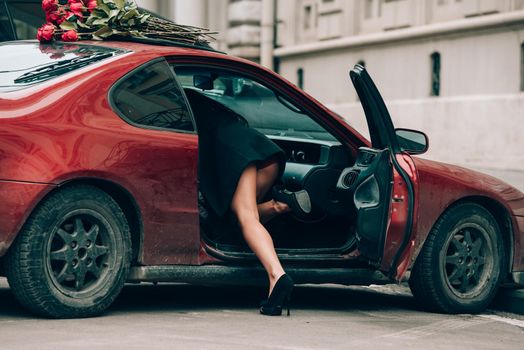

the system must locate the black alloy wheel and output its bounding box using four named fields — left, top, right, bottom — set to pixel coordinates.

left=441, top=223, right=494, bottom=299
left=47, top=211, right=116, bottom=297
